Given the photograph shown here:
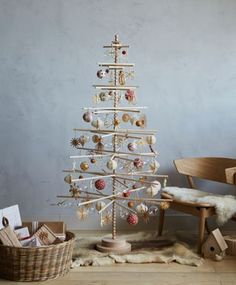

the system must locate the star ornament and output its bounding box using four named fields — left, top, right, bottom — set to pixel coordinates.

left=101, top=212, right=112, bottom=226
left=76, top=207, right=88, bottom=220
